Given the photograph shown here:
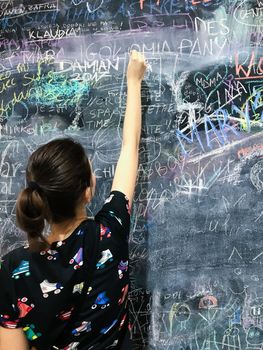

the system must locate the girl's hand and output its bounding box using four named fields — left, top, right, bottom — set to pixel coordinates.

left=127, top=50, right=147, bottom=84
